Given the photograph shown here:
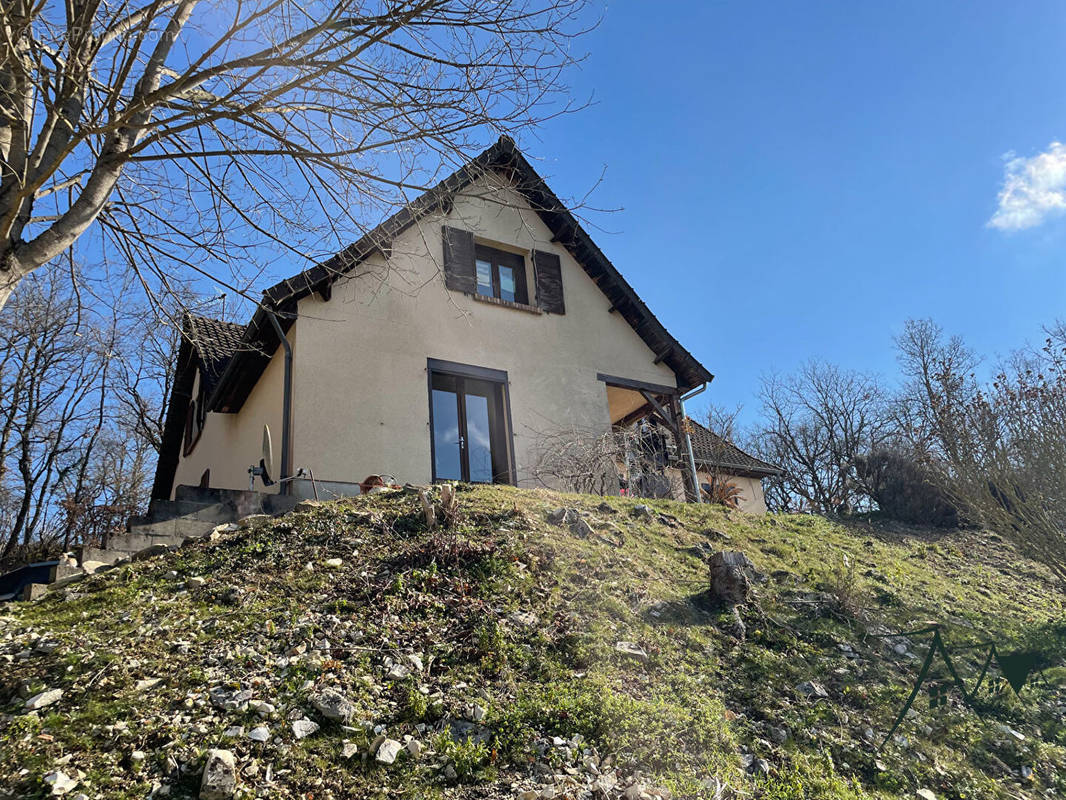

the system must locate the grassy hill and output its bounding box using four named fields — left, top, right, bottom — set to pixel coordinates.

left=2, top=485, right=1065, bottom=799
